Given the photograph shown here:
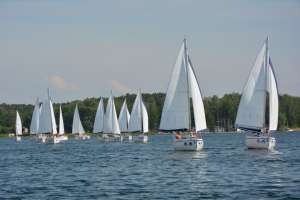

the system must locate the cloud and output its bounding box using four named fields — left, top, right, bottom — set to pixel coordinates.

left=110, top=80, right=133, bottom=93
left=48, top=75, right=79, bottom=91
